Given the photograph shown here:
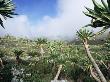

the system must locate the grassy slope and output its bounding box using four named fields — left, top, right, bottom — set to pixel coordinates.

left=0, top=35, right=109, bottom=81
